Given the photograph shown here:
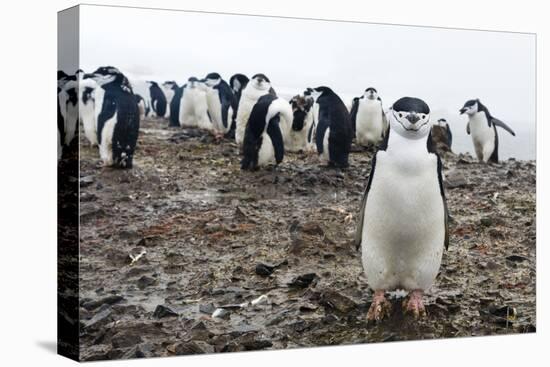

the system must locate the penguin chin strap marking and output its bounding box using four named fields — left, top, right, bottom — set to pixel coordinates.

left=393, top=111, right=430, bottom=132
